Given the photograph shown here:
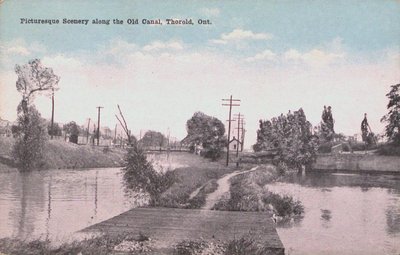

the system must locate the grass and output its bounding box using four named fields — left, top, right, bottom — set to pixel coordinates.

left=0, top=137, right=125, bottom=171
left=155, top=155, right=247, bottom=209
left=0, top=233, right=153, bottom=255
left=213, top=165, right=304, bottom=217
